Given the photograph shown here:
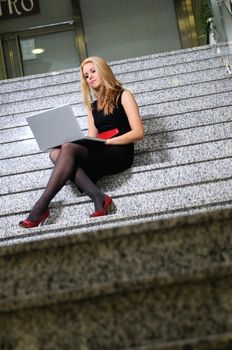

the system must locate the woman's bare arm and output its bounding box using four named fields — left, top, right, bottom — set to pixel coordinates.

left=106, top=90, right=144, bottom=145
left=86, top=108, right=98, bottom=137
